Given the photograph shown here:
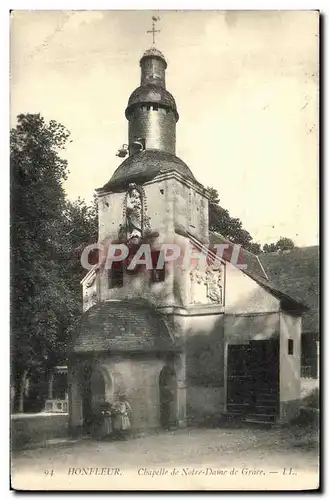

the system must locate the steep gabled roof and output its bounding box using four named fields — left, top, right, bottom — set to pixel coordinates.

left=260, top=246, right=319, bottom=333
left=209, top=231, right=269, bottom=281
left=176, top=227, right=307, bottom=314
